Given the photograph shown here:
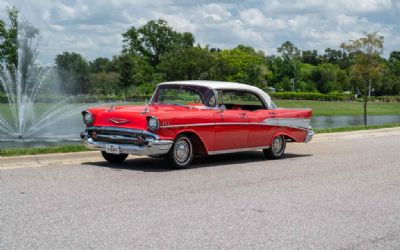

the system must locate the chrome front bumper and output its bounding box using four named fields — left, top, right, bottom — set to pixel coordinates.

left=304, top=127, right=315, bottom=143
left=84, top=137, right=173, bottom=156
